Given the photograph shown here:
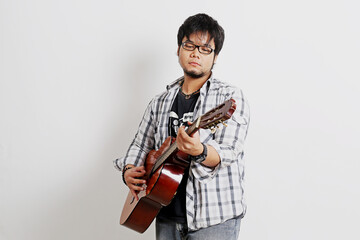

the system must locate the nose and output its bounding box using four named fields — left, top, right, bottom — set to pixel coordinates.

left=190, top=47, right=201, bottom=58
